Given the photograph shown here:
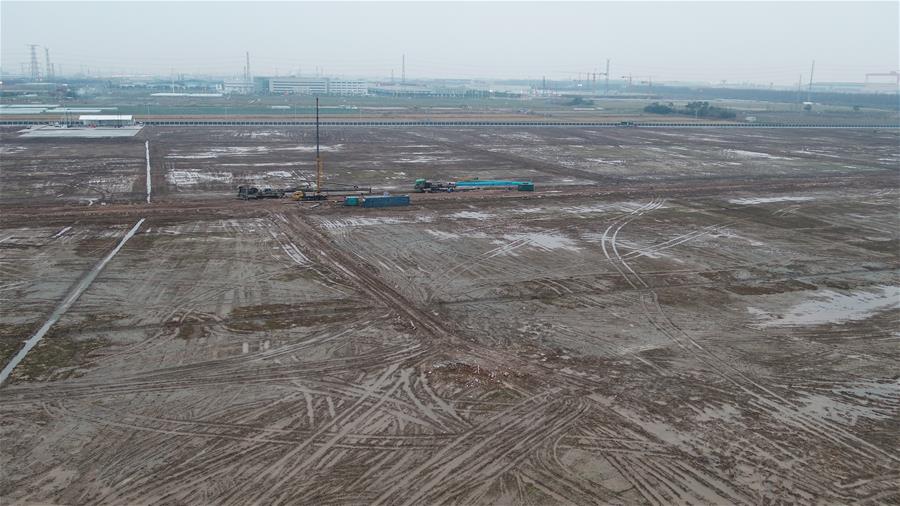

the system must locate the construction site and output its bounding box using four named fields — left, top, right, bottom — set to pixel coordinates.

left=1, top=114, right=899, bottom=504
